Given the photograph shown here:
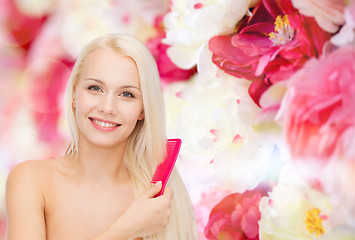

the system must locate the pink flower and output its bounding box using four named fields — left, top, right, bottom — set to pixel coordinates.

left=277, top=46, right=355, bottom=162
left=209, top=0, right=331, bottom=107
left=194, top=190, right=232, bottom=240
left=204, top=184, right=270, bottom=240
left=2, top=0, right=70, bottom=146
left=26, top=58, right=72, bottom=143
left=146, top=16, right=196, bottom=84
left=0, top=217, right=6, bottom=239
left=2, top=0, right=46, bottom=50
